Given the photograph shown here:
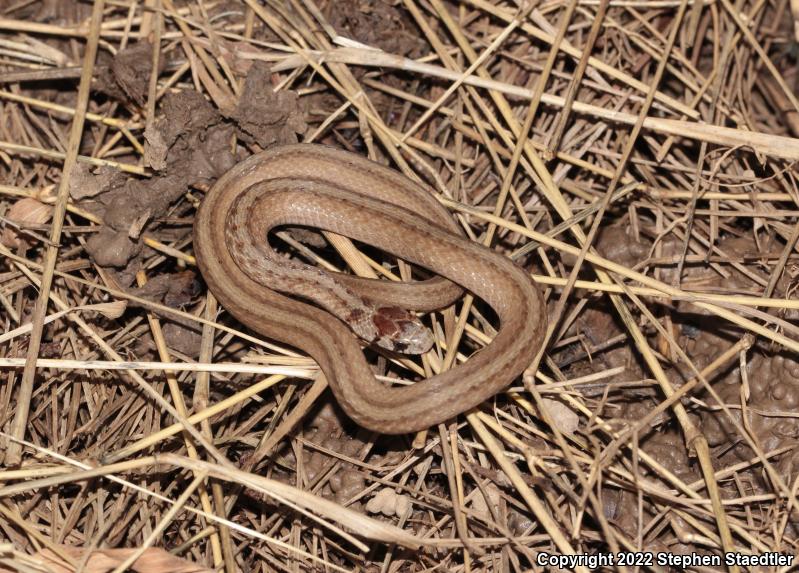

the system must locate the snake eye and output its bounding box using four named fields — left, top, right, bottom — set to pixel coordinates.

left=391, top=340, right=409, bottom=353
